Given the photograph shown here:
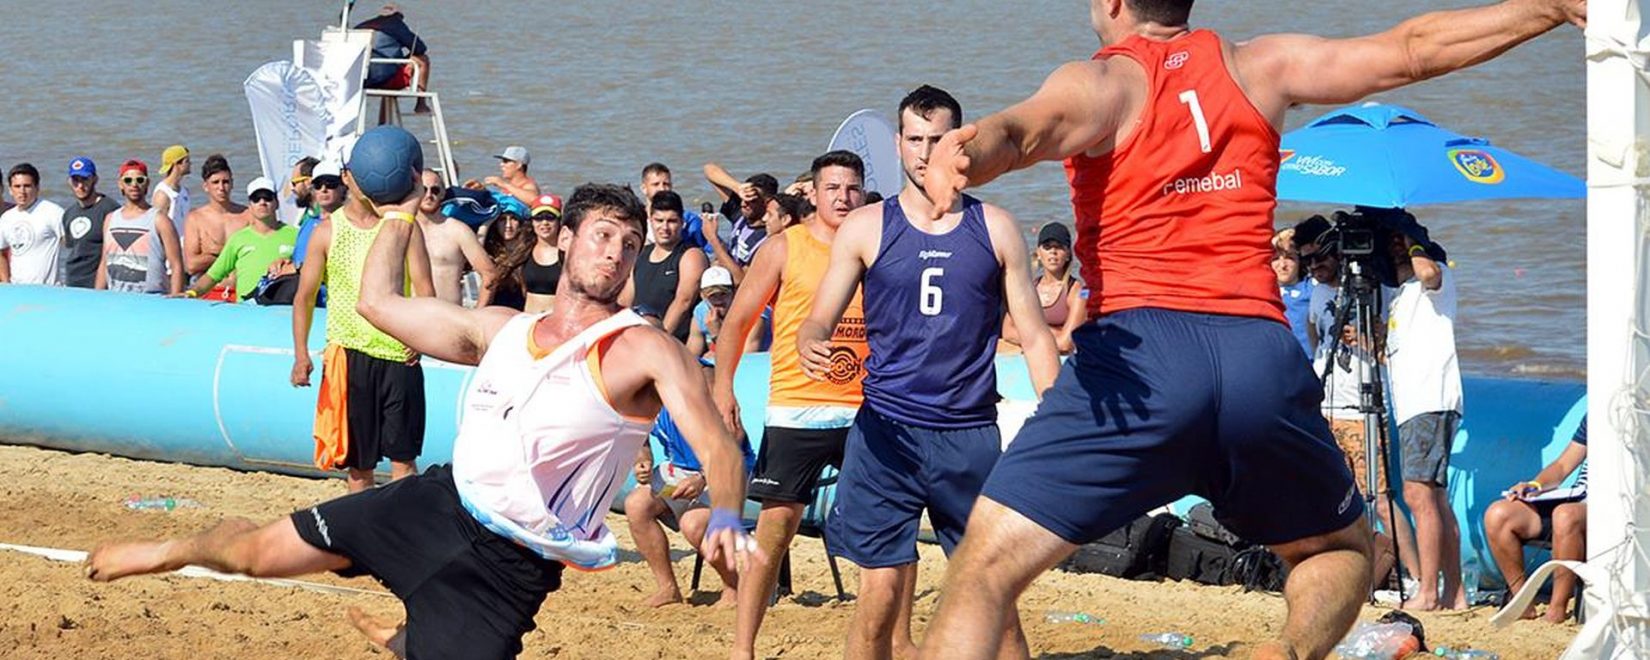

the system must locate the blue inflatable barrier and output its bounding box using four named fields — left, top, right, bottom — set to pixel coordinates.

left=0, top=285, right=1585, bottom=586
